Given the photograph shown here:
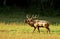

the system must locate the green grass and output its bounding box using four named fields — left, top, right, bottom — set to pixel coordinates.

left=0, top=6, right=60, bottom=25
left=0, top=23, right=60, bottom=34
left=0, top=23, right=60, bottom=39
left=0, top=6, right=60, bottom=39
